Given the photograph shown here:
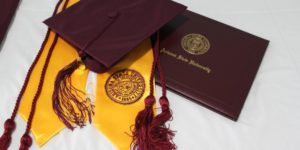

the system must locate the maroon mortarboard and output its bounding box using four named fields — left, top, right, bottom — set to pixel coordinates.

left=42, top=0, right=186, bottom=149
left=44, top=0, right=186, bottom=73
